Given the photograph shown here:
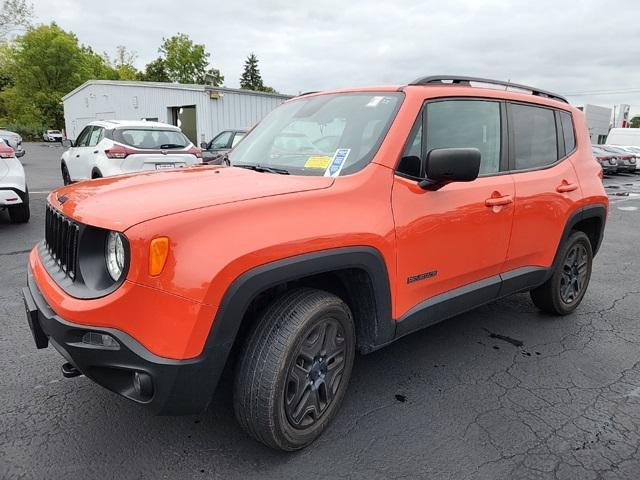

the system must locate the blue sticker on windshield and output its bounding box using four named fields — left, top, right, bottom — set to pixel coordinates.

left=324, top=148, right=350, bottom=177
